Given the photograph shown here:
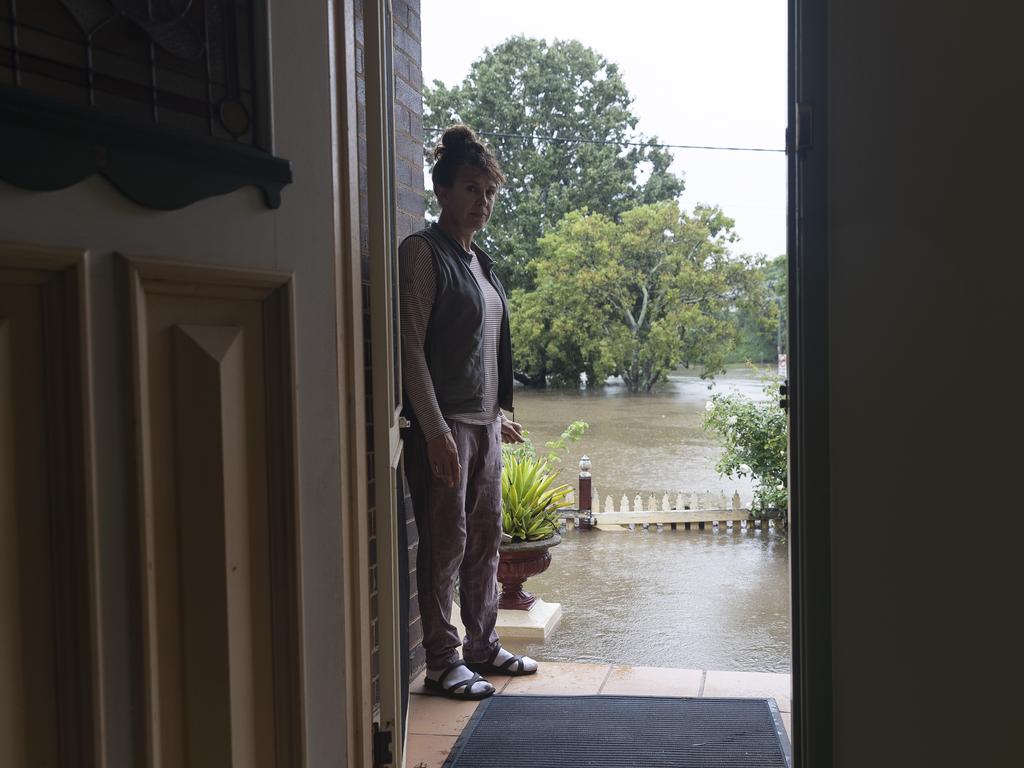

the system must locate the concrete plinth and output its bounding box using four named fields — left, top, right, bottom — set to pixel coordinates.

left=495, top=599, right=562, bottom=640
